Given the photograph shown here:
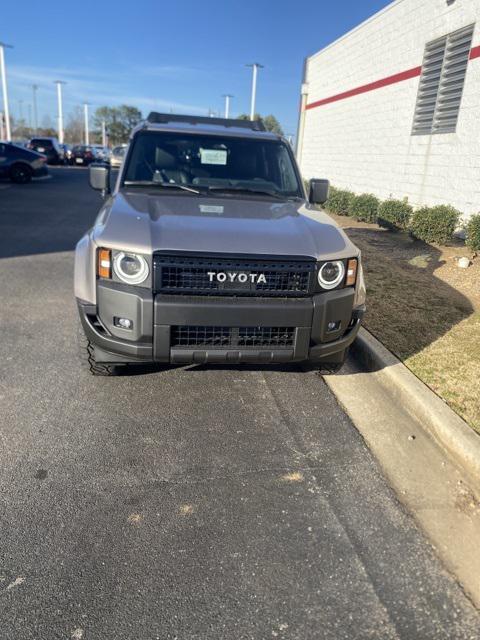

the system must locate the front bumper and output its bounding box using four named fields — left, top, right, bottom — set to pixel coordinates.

left=78, top=282, right=364, bottom=365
